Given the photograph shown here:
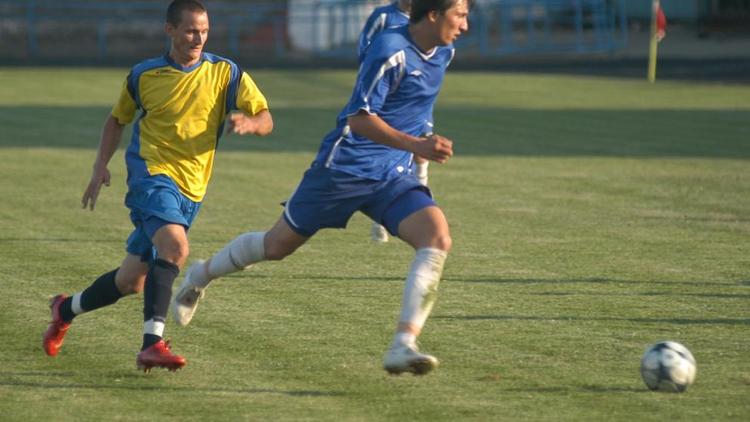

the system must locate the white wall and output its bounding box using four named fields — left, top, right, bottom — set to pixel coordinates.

left=288, top=0, right=386, bottom=52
